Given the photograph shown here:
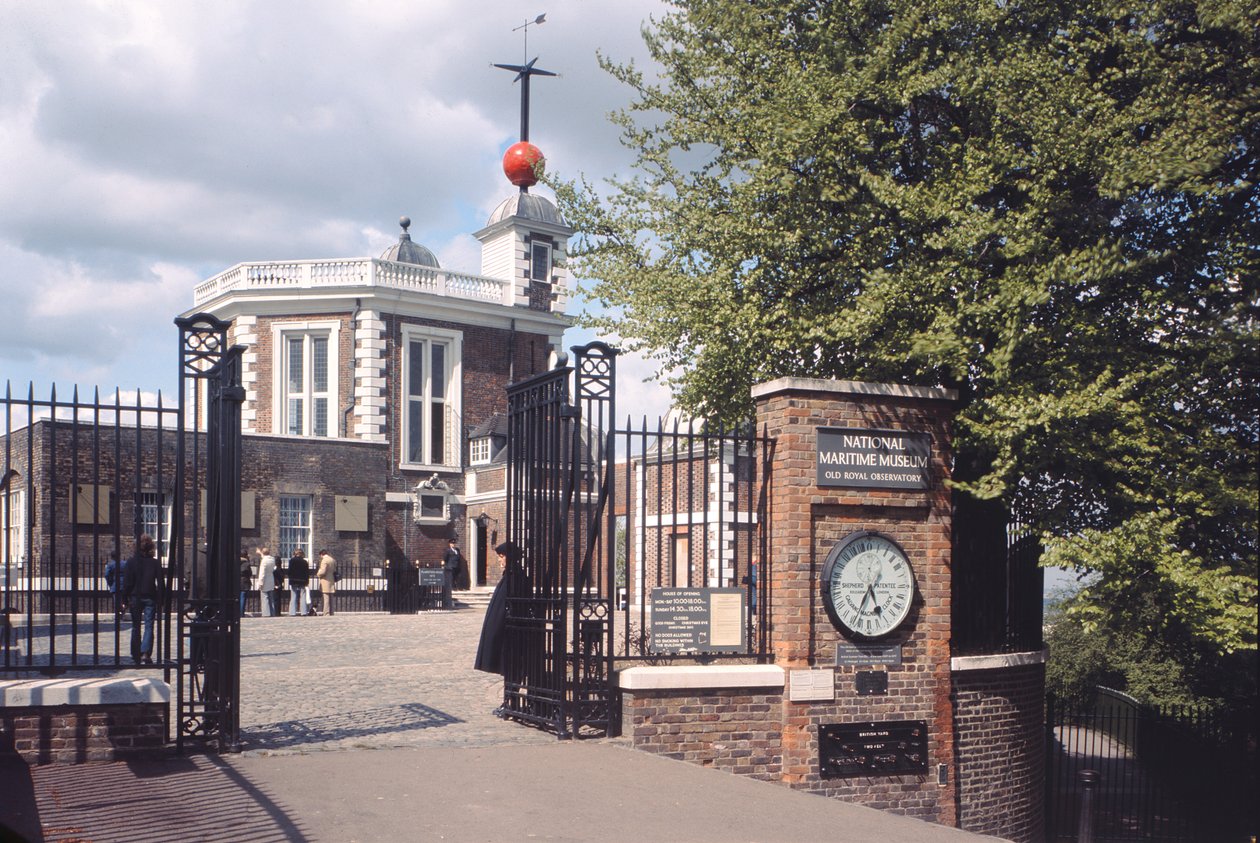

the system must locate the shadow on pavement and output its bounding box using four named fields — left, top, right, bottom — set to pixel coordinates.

left=0, top=752, right=310, bottom=843
left=243, top=701, right=460, bottom=750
